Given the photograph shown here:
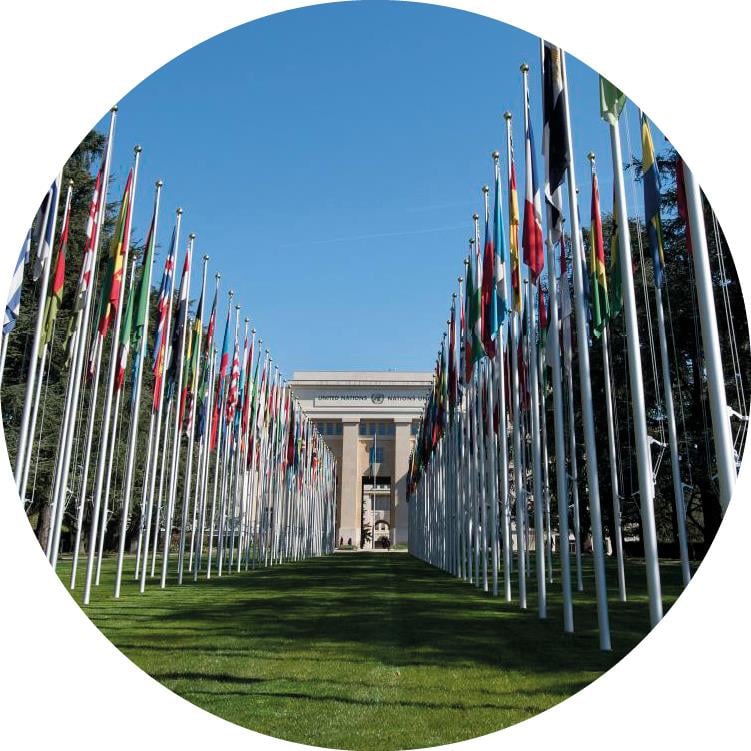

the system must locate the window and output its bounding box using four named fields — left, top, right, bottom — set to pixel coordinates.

left=369, top=446, right=384, bottom=463
left=411, top=421, right=420, bottom=436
